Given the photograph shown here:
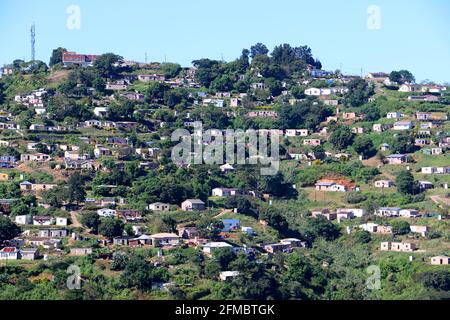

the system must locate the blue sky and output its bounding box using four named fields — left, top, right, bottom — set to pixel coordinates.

left=0, top=0, right=449, bottom=83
